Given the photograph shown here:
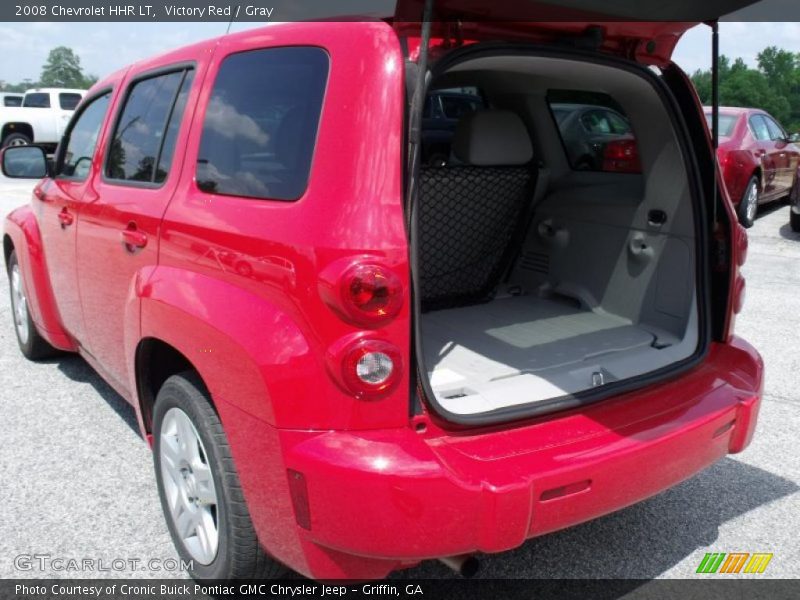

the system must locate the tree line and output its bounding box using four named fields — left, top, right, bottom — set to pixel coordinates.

left=2, top=43, right=800, bottom=132
left=0, top=46, right=98, bottom=92
left=691, top=46, right=800, bottom=133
